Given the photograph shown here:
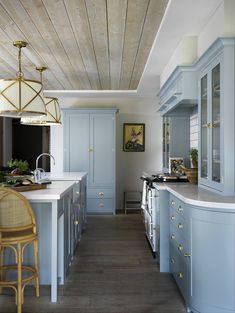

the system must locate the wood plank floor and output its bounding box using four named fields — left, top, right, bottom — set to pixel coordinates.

left=0, top=214, right=186, bottom=313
